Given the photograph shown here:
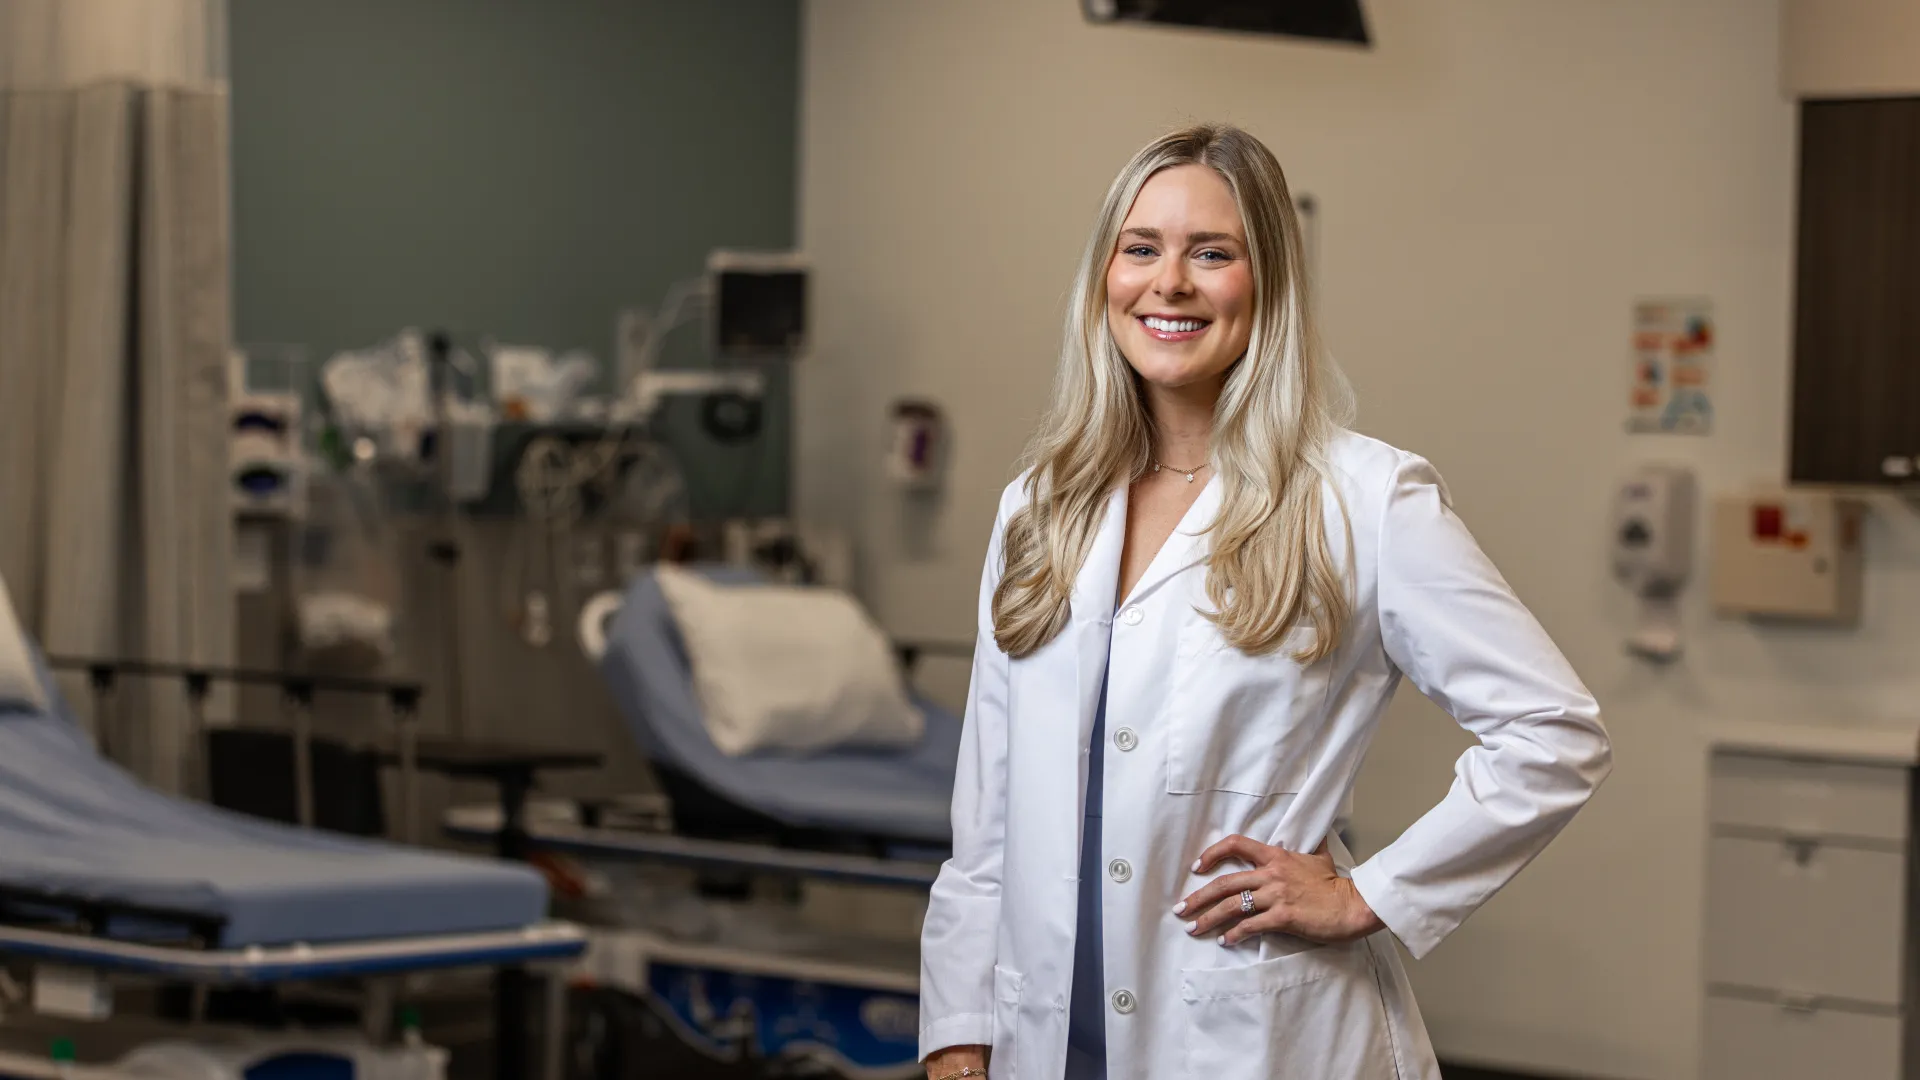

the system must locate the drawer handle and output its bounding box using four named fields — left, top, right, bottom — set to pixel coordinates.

left=1777, top=992, right=1821, bottom=1014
